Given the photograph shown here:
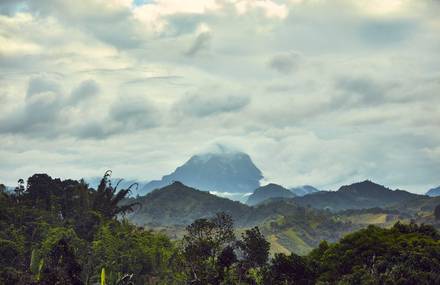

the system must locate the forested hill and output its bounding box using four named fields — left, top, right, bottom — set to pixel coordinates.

left=292, top=180, right=422, bottom=211
left=128, top=181, right=251, bottom=226
left=127, top=181, right=338, bottom=228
